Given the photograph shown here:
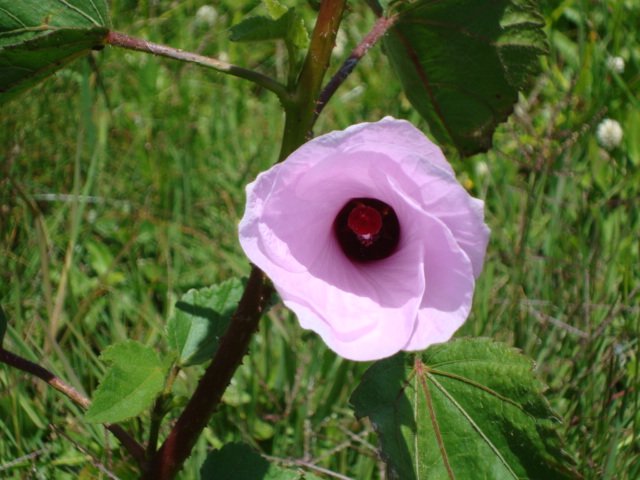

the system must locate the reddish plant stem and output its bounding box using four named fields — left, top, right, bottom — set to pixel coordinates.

left=0, top=347, right=147, bottom=469
left=123, top=3, right=345, bottom=477
left=143, top=266, right=273, bottom=480
left=105, top=31, right=289, bottom=103
left=312, top=15, right=397, bottom=128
